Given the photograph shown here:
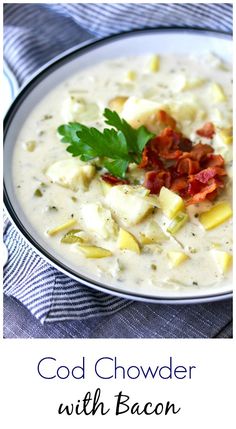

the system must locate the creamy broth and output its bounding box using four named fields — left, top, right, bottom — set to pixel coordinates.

left=13, top=53, right=233, bottom=294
